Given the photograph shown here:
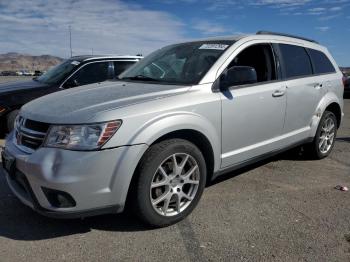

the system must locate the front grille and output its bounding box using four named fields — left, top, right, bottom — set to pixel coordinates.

left=24, top=119, right=49, bottom=133
left=14, top=116, right=50, bottom=152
